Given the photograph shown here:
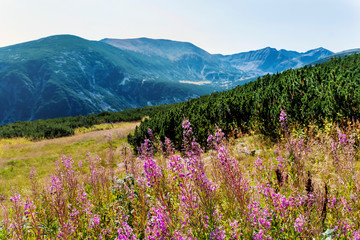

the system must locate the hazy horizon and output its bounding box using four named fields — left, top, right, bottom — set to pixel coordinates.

left=1, top=0, right=360, bottom=54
